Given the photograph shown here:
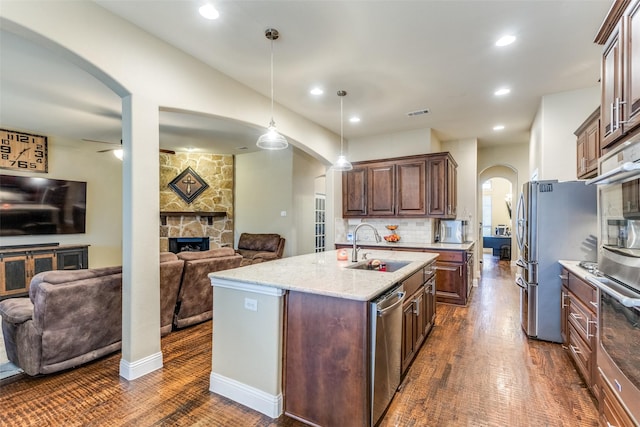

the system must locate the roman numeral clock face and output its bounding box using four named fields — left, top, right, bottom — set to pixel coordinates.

left=0, top=129, right=48, bottom=173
